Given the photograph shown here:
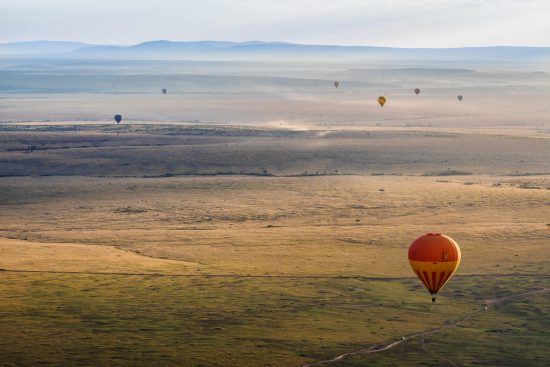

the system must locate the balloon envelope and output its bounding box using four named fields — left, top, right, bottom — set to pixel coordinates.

left=334, top=81, right=340, bottom=88
left=415, top=88, right=421, bottom=95
left=378, top=96, right=387, bottom=107
left=457, top=95, right=463, bottom=101
left=114, top=114, right=122, bottom=124
left=162, top=89, right=168, bottom=95
left=408, top=233, right=461, bottom=299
